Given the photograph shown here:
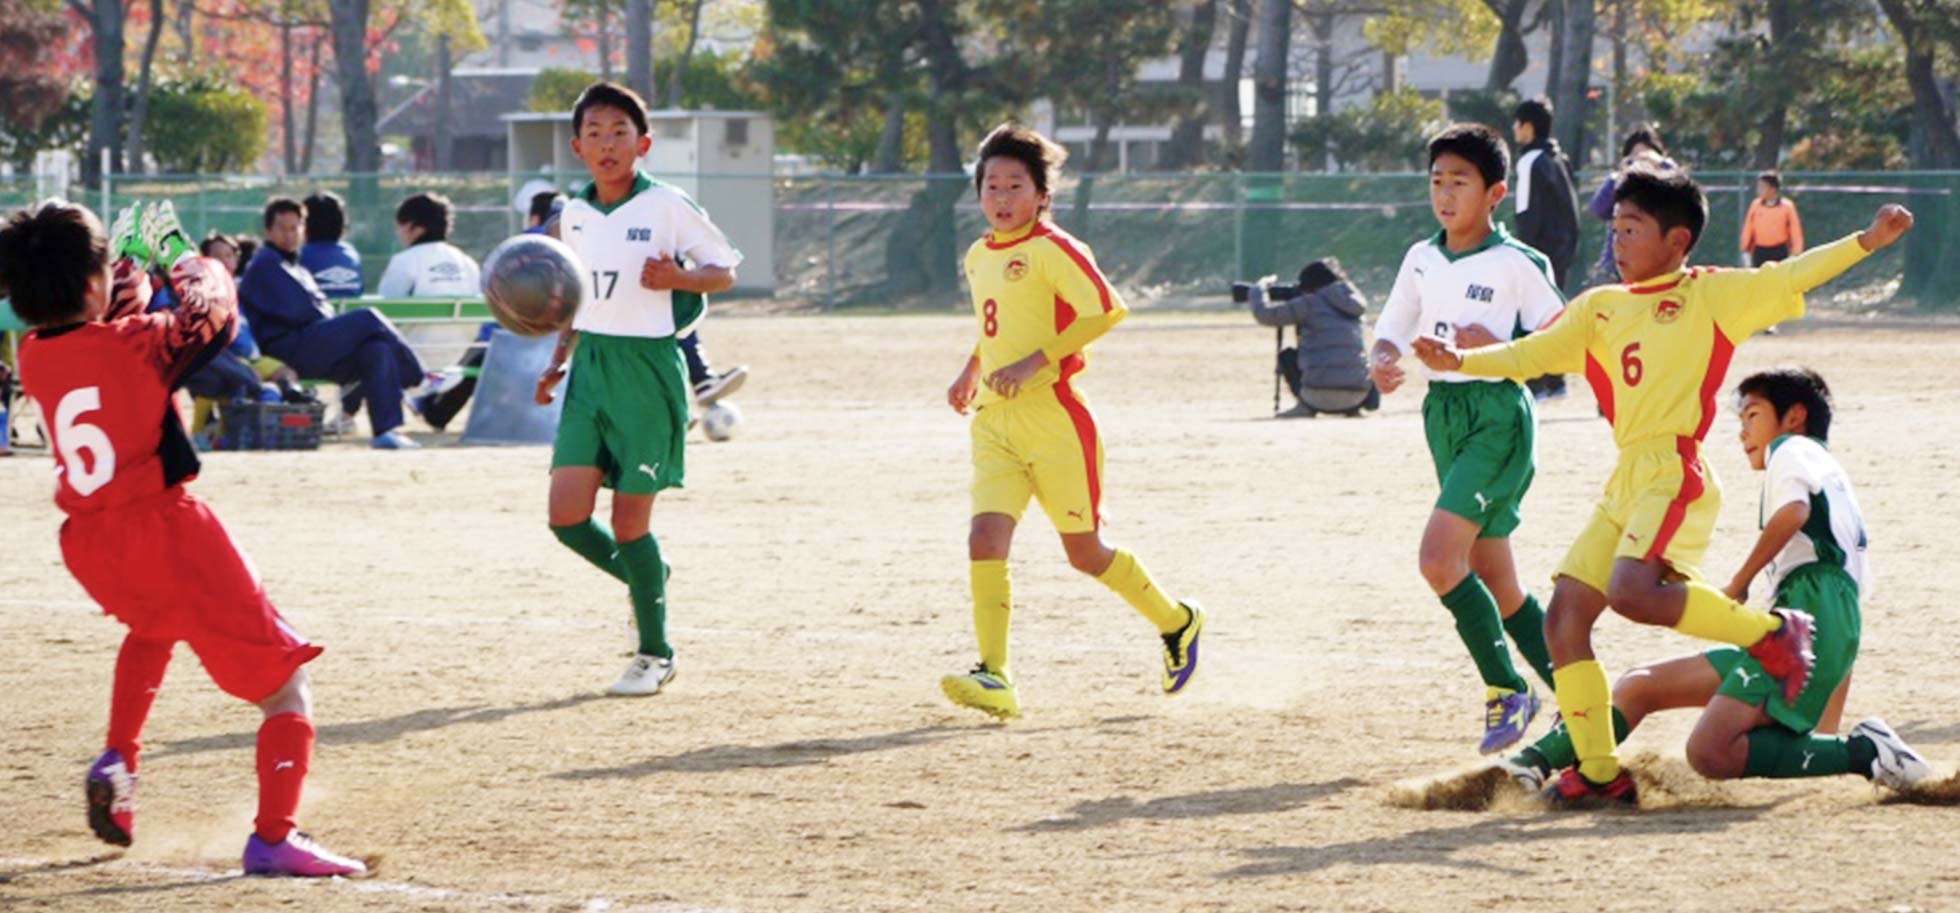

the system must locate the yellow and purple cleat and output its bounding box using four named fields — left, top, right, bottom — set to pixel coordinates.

left=941, top=664, right=1020, bottom=720
left=1161, top=602, right=1206, bottom=695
